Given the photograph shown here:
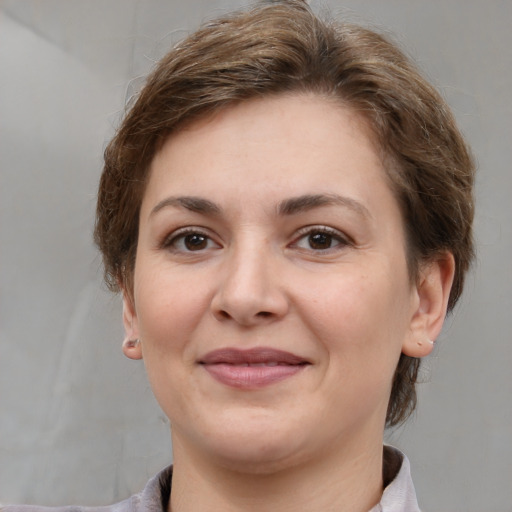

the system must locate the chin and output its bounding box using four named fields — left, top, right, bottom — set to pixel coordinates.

left=209, top=439, right=310, bottom=475
left=175, top=410, right=314, bottom=475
